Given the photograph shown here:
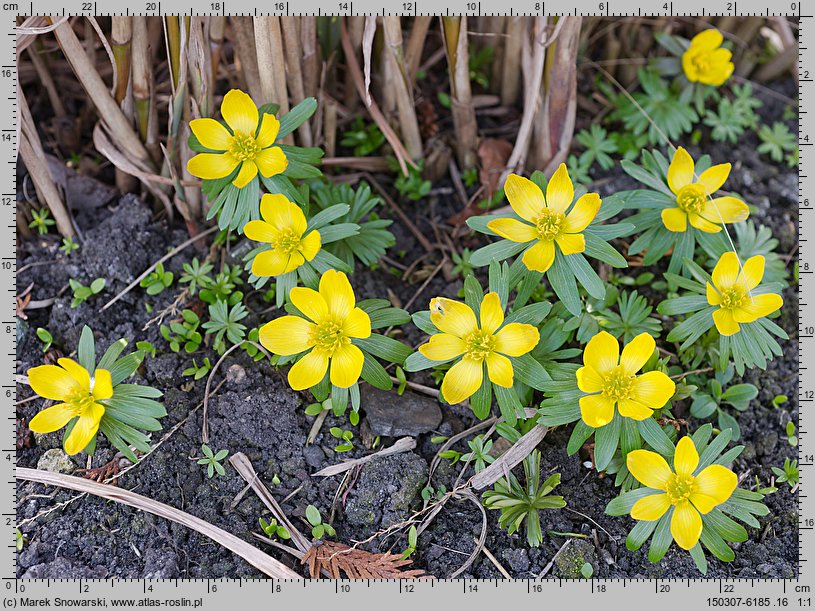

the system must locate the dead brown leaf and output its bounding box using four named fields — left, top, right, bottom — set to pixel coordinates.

left=301, top=540, right=432, bottom=580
